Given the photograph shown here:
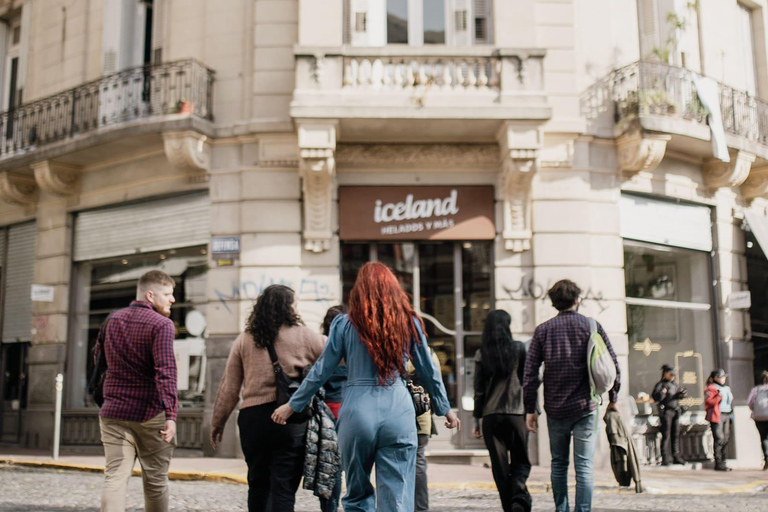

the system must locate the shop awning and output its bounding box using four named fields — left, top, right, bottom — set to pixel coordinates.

left=745, top=209, right=768, bottom=259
